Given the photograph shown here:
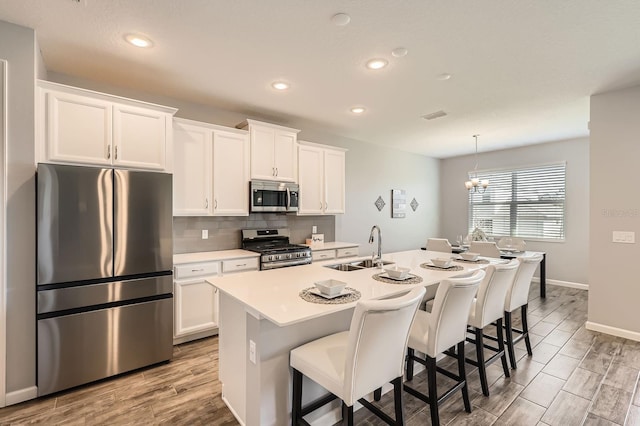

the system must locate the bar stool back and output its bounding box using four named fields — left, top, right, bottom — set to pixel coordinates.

left=426, top=238, right=452, bottom=253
